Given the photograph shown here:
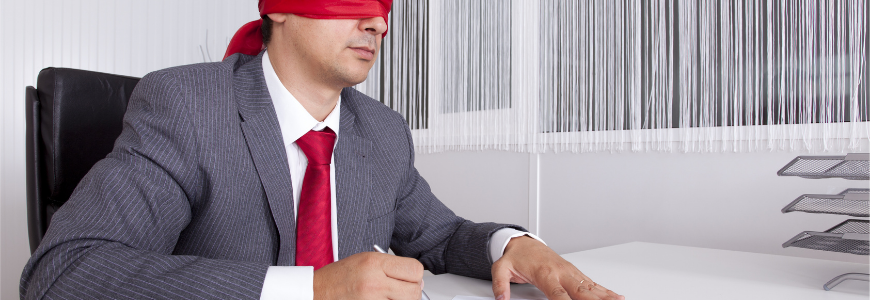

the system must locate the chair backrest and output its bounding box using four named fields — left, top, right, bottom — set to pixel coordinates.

left=26, top=68, right=140, bottom=253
